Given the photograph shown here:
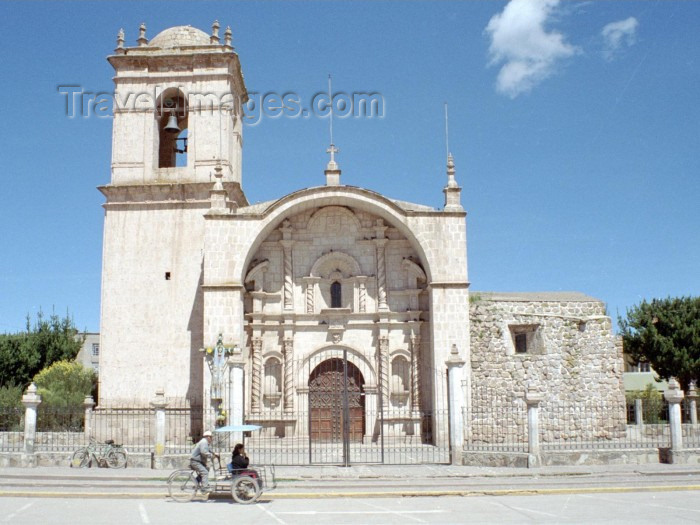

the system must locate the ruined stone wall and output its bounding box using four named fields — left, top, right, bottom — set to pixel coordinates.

left=469, top=293, right=626, bottom=443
